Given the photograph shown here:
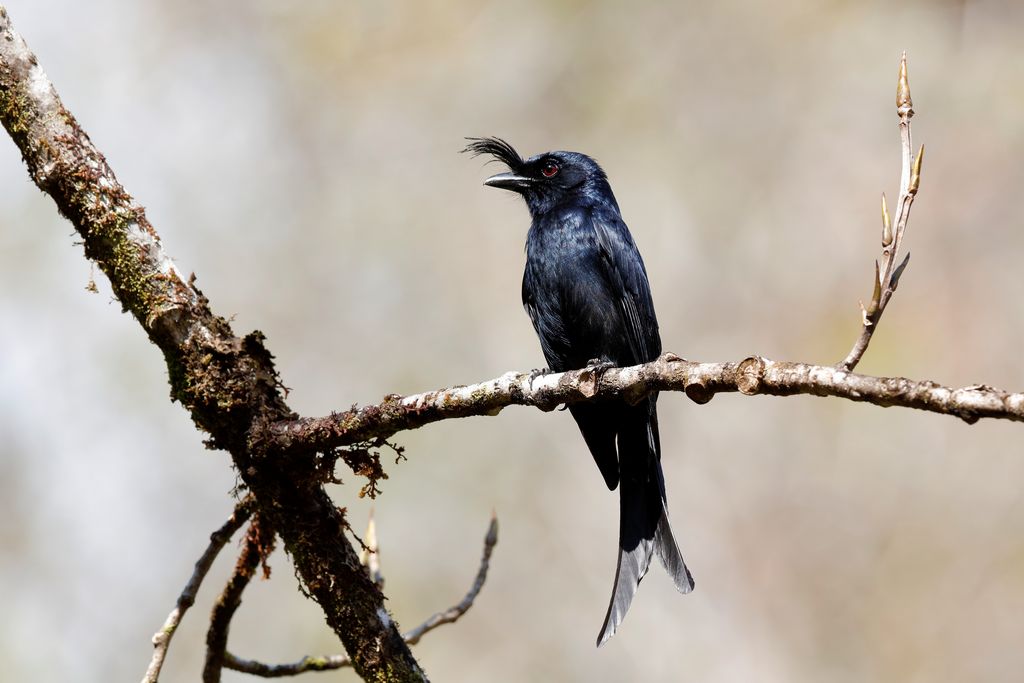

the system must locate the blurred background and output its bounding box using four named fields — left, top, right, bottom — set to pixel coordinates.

left=2, top=0, right=1024, bottom=681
